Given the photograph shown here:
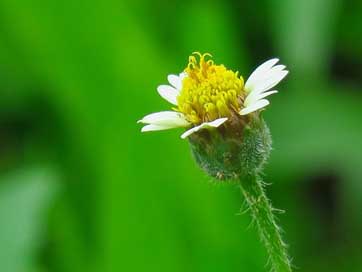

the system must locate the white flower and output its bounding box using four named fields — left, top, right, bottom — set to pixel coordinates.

left=138, top=53, right=288, bottom=139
